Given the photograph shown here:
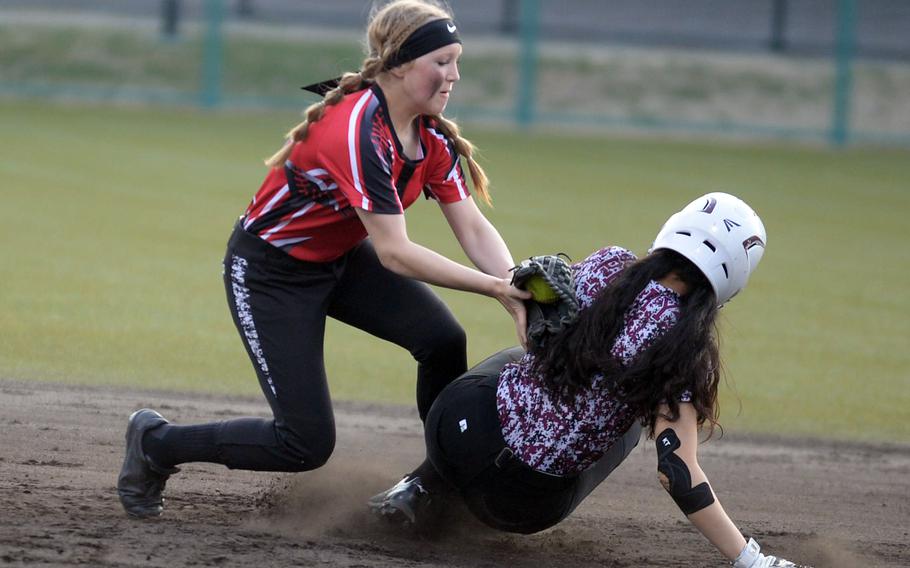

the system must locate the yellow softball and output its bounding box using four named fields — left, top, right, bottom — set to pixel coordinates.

left=525, top=275, right=558, bottom=304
